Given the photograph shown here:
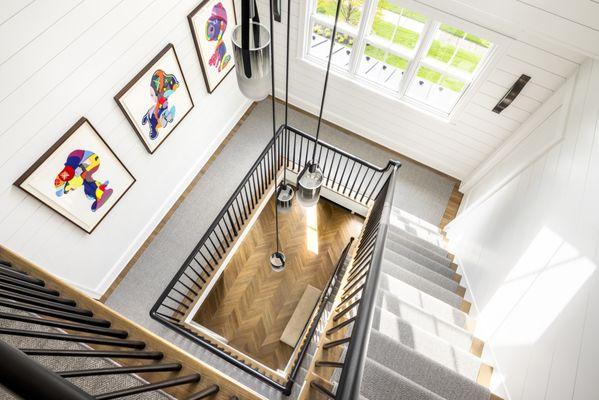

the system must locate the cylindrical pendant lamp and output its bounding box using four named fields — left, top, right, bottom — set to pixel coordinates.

left=297, top=161, right=323, bottom=208
left=232, top=1, right=271, bottom=100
